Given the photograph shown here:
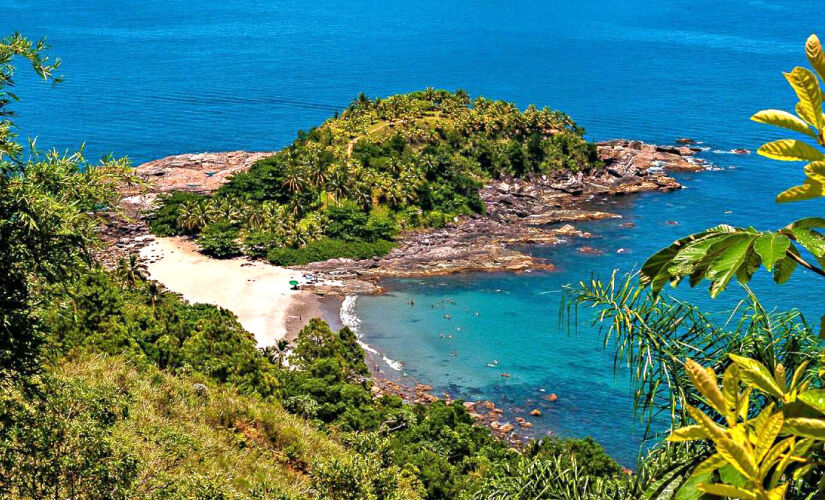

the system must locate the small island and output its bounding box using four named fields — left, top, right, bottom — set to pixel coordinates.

left=106, top=90, right=707, bottom=340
